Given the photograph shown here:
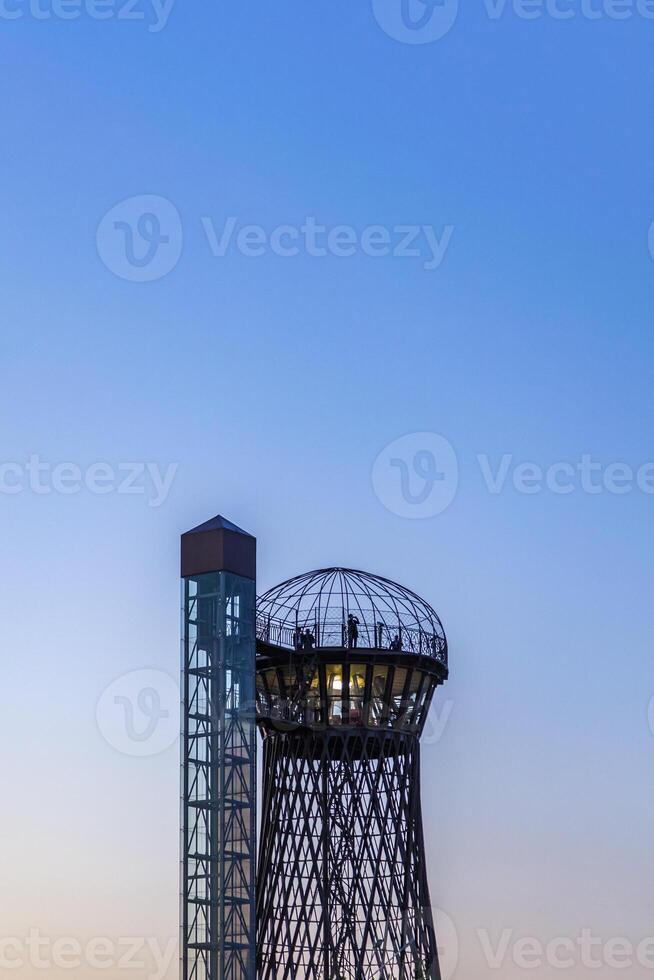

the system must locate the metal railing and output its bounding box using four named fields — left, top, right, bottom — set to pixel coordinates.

left=256, top=613, right=447, bottom=665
